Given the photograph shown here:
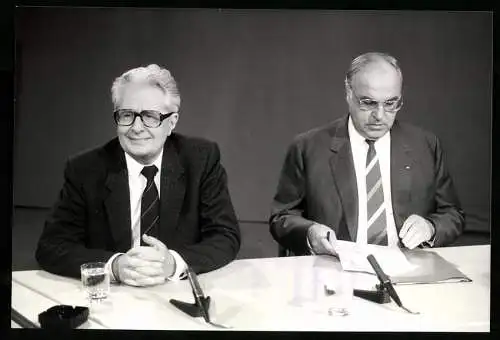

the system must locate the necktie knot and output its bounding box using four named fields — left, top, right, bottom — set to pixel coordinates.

left=141, top=165, right=158, bottom=182
left=365, top=139, right=377, bottom=165
left=365, top=139, right=375, bottom=147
